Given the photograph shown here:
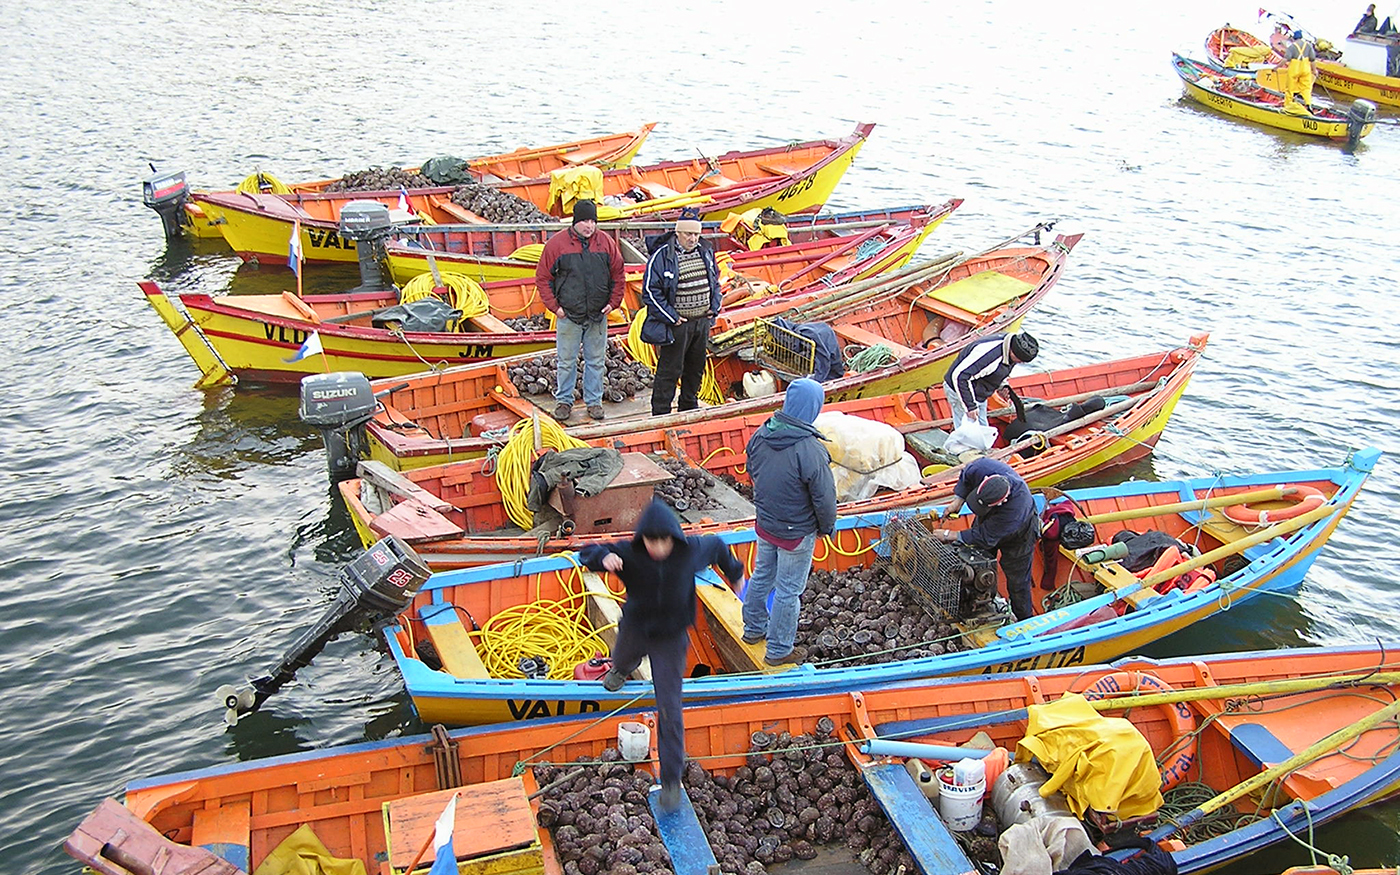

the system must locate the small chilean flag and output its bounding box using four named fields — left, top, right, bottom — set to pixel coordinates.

left=288, top=220, right=304, bottom=275
left=426, top=793, right=459, bottom=875
left=398, top=186, right=413, bottom=214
